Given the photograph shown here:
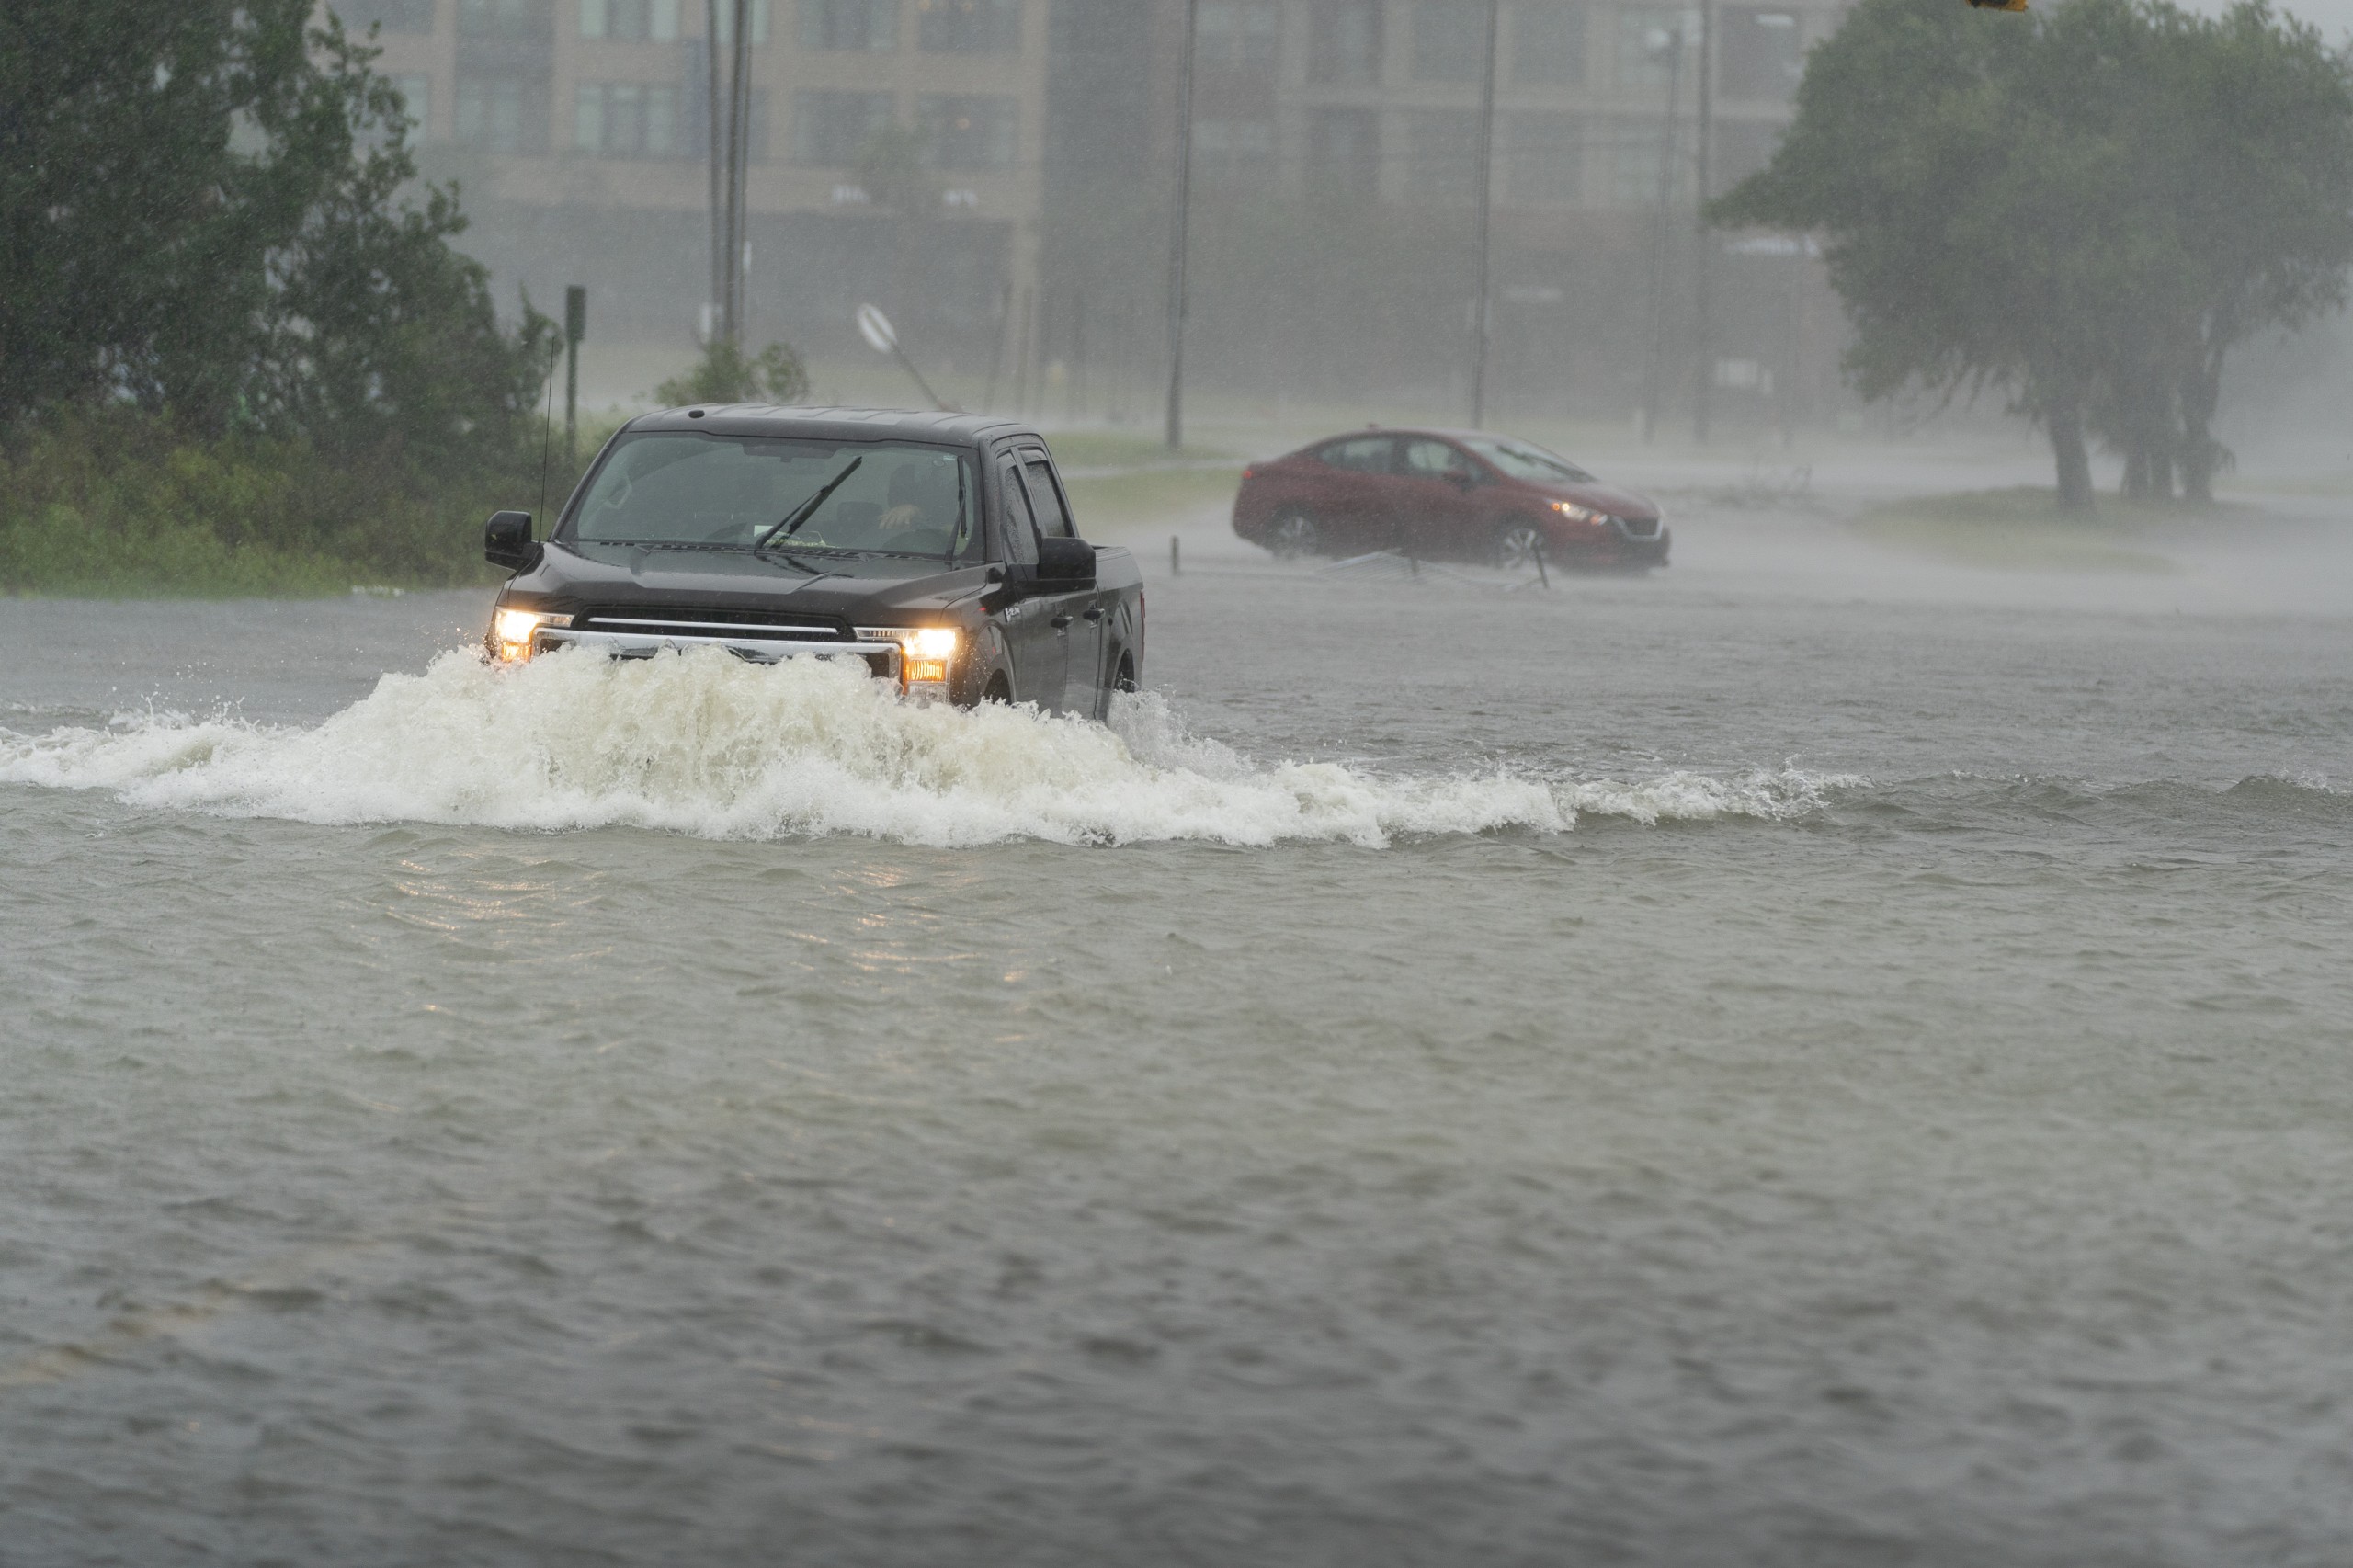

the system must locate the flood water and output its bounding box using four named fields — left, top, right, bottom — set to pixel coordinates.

left=4, top=511, right=2351, bottom=1566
